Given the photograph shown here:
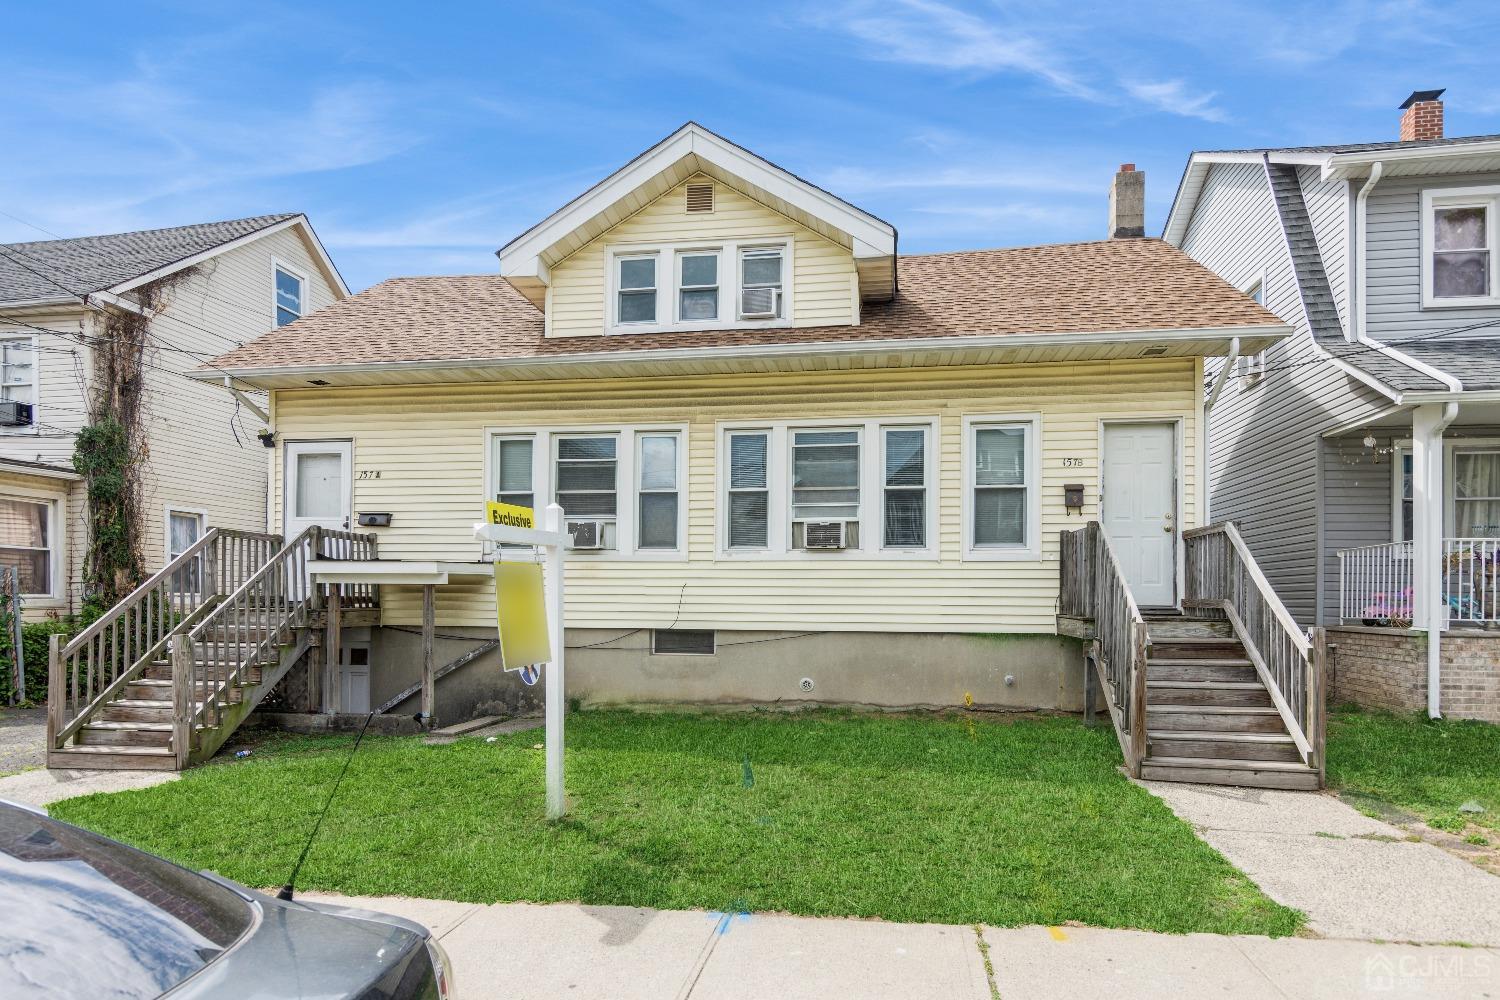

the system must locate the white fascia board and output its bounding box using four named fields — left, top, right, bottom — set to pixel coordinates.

left=1403, top=388, right=1500, bottom=404
left=497, top=123, right=895, bottom=284
left=1322, top=140, right=1500, bottom=180
left=107, top=216, right=351, bottom=300
left=0, top=461, right=80, bottom=482
left=1164, top=151, right=1334, bottom=246
left=189, top=322, right=1290, bottom=385
left=0, top=296, right=76, bottom=311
